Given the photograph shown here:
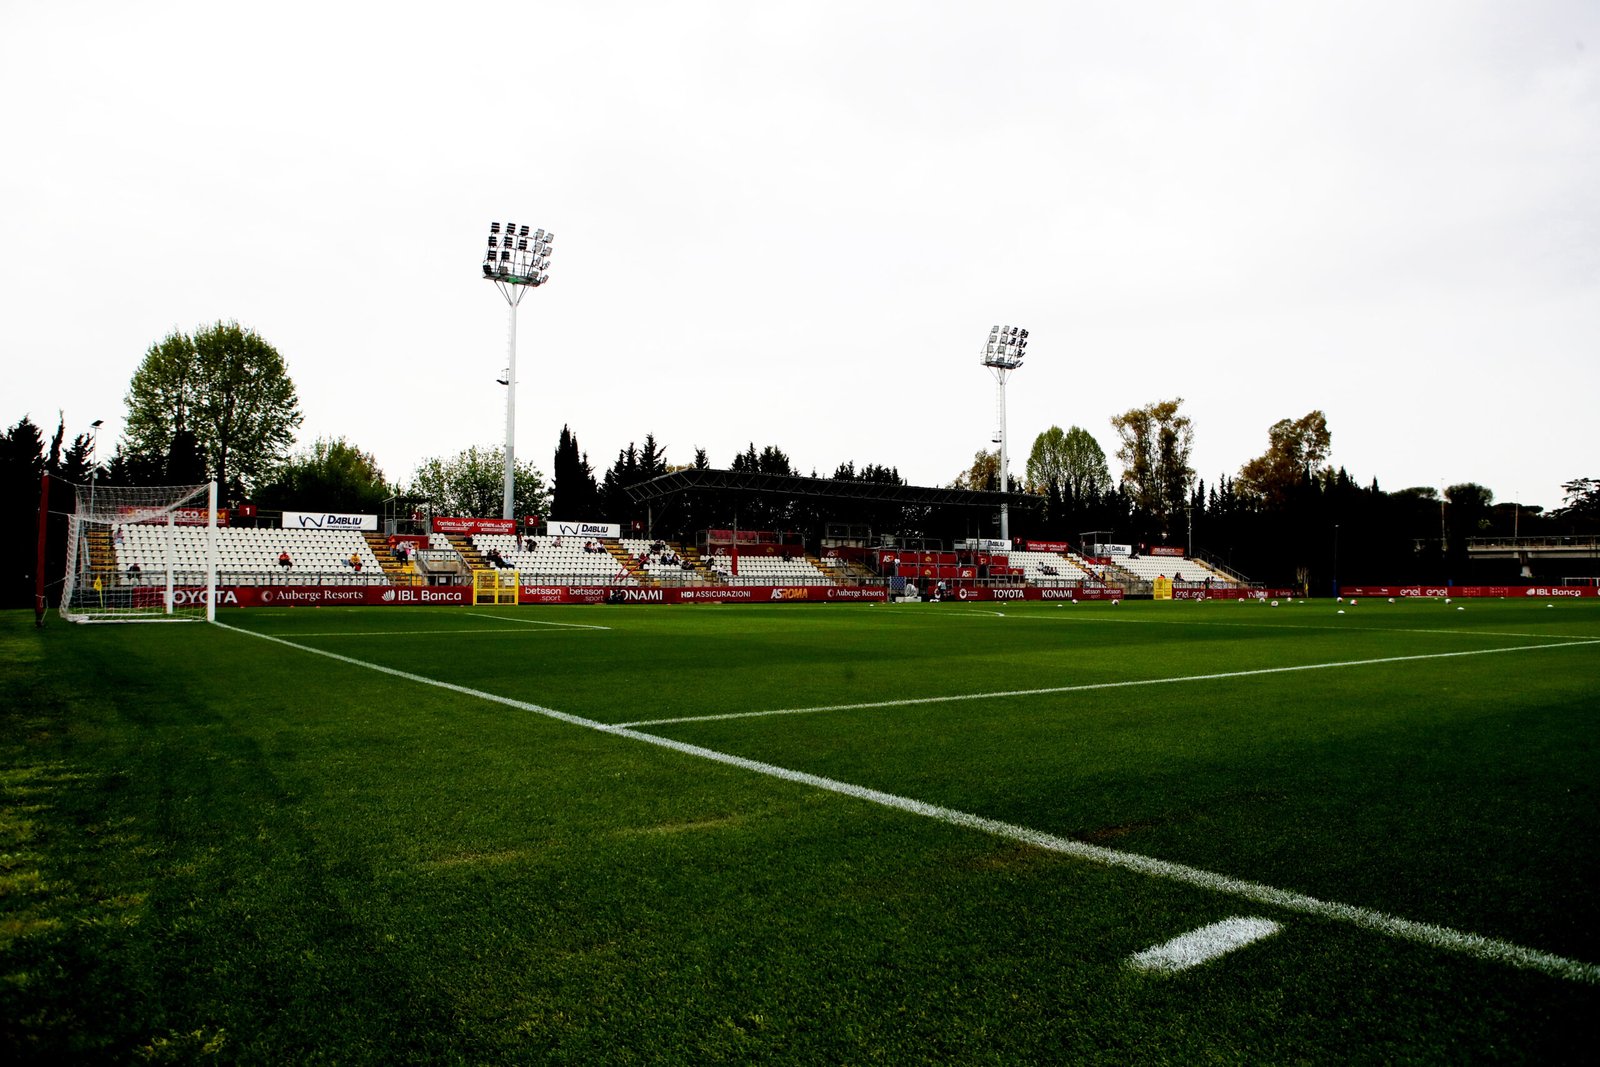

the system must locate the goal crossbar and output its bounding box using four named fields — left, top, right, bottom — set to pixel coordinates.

left=58, top=480, right=219, bottom=624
